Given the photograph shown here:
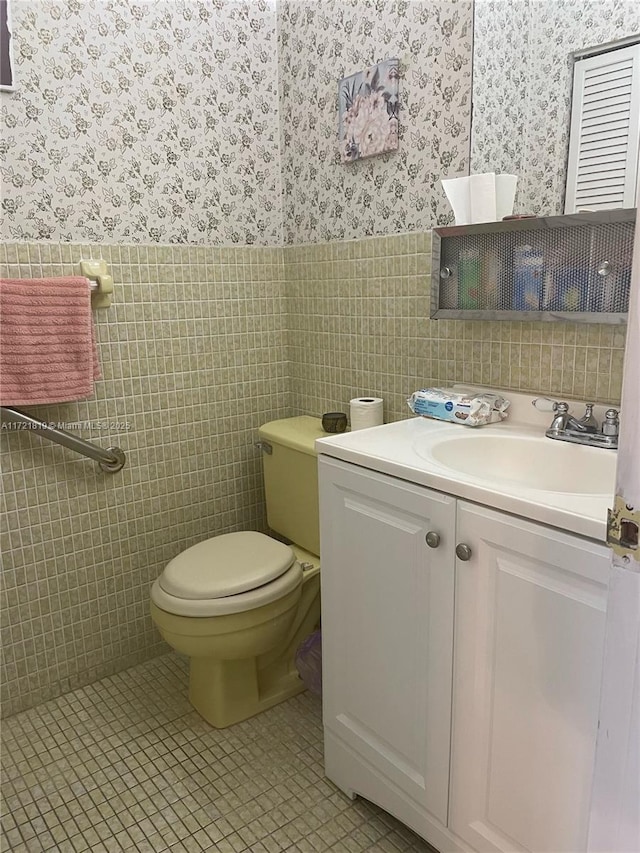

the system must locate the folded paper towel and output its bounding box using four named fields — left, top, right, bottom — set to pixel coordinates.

left=441, top=173, right=518, bottom=225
